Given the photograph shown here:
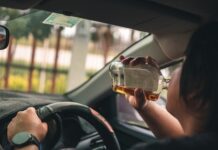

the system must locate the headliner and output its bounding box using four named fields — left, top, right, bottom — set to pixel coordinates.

left=0, top=0, right=218, bottom=34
